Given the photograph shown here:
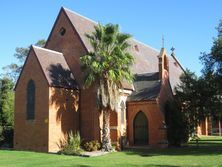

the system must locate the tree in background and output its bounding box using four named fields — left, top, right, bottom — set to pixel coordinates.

left=174, top=70, right=202, bottom=133
left=200, top=20, right=222, bottom=133
left=0, top=39, right=45, bottom=147
left=0, top=77, right=14, bottom=146
left=167, top=20, right=222, bottom=144
left=80, top=23, right=134, bottom=151
left=200, top=20, right=222, bottom=82
left=2, top=39, right=46, bottom=82
left=166, top=69, right=219, bottom=146
left=0, top=78, right=14, bottom=126
left=166, top=70, right=200, bottom=146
